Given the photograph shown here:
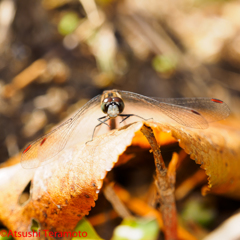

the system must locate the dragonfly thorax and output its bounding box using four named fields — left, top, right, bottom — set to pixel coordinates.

left=101, top=97, right=125, bottom=118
